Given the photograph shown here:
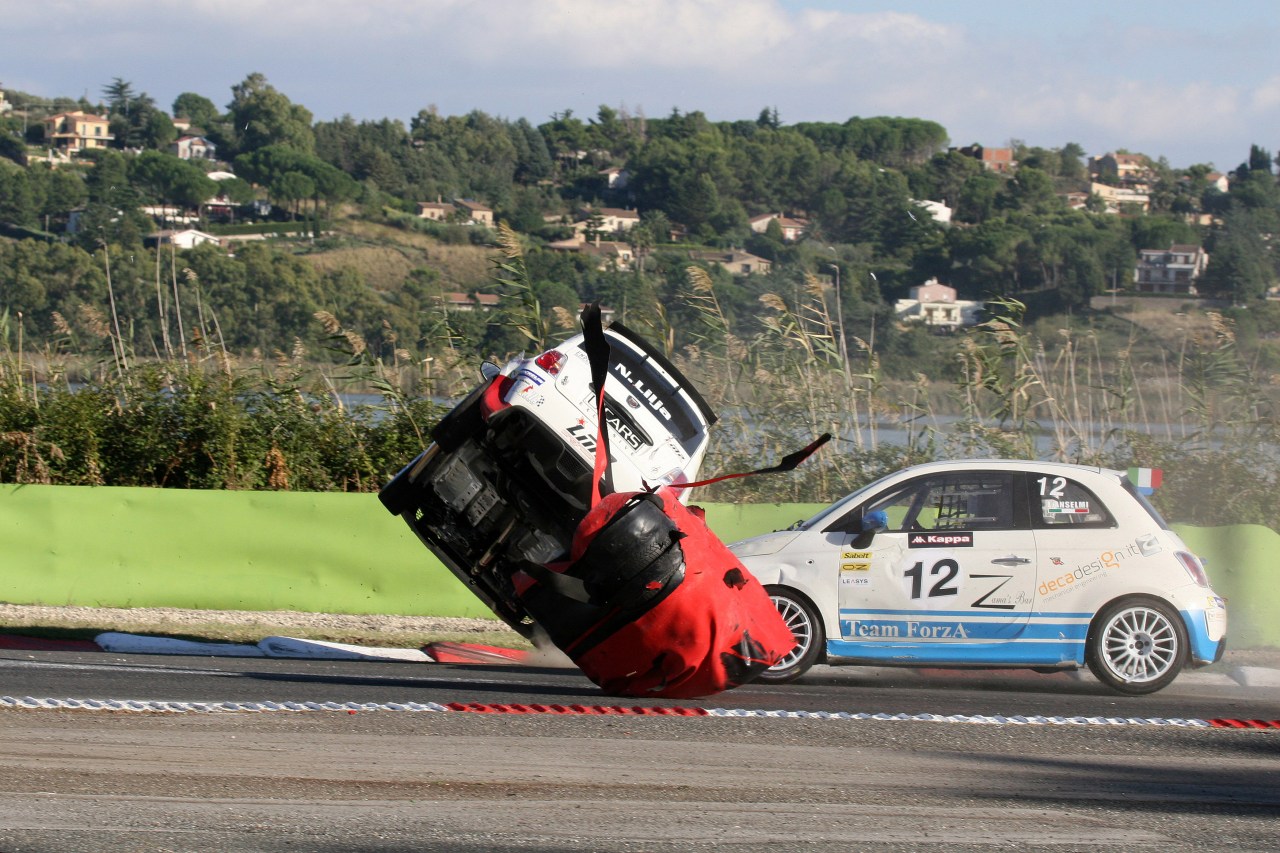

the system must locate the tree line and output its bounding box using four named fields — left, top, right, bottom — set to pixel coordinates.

left=1, top=73, right=1280, bottom=373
